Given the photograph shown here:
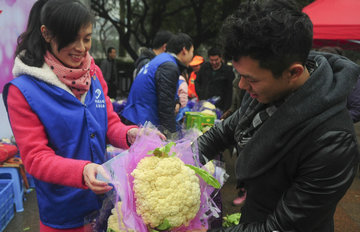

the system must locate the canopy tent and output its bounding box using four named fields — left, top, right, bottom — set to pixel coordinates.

left=302, top=0, right=360, bottom=50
